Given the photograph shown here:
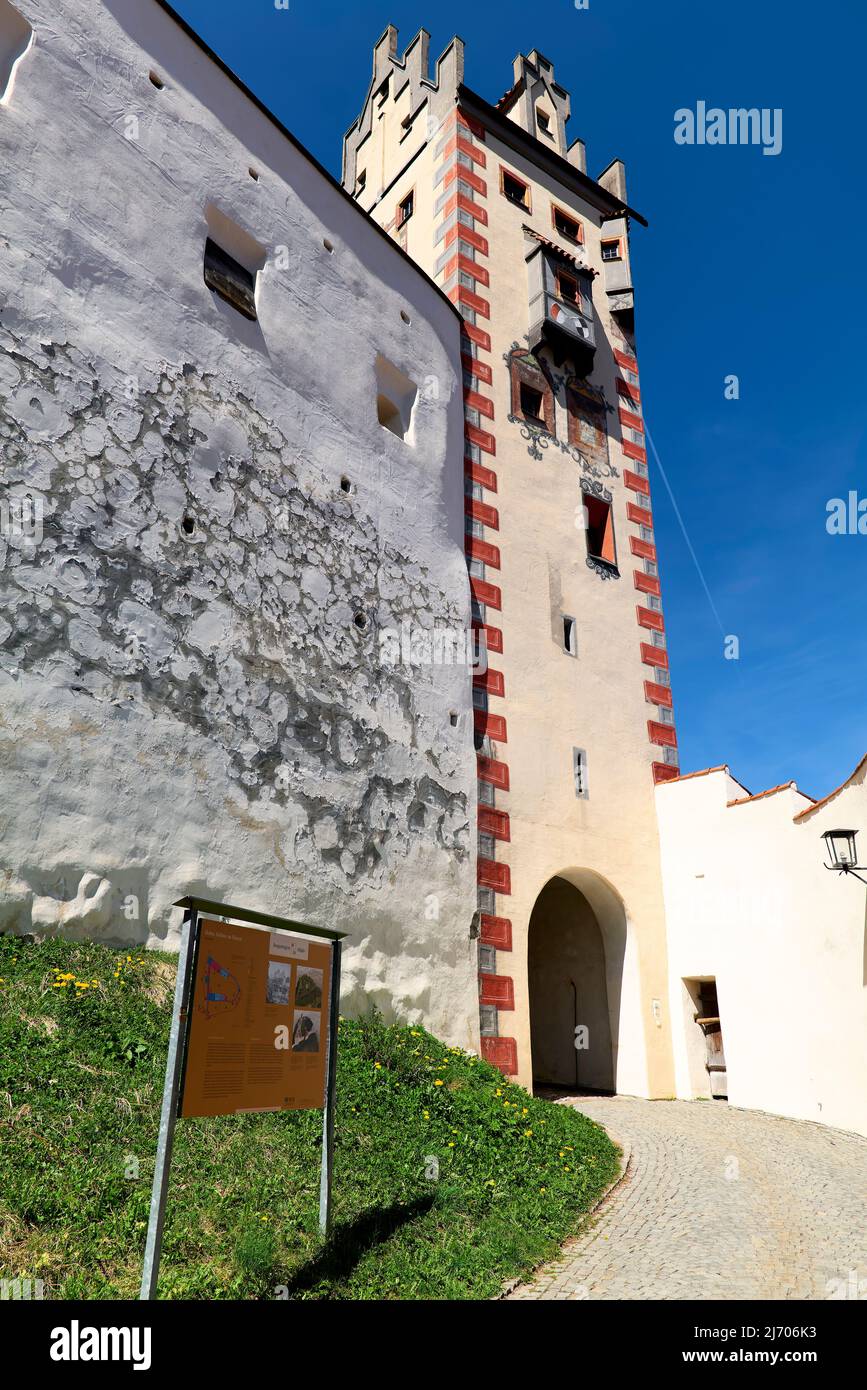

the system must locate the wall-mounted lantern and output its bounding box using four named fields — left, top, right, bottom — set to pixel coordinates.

left=822, top=829, right=867, bottom=884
